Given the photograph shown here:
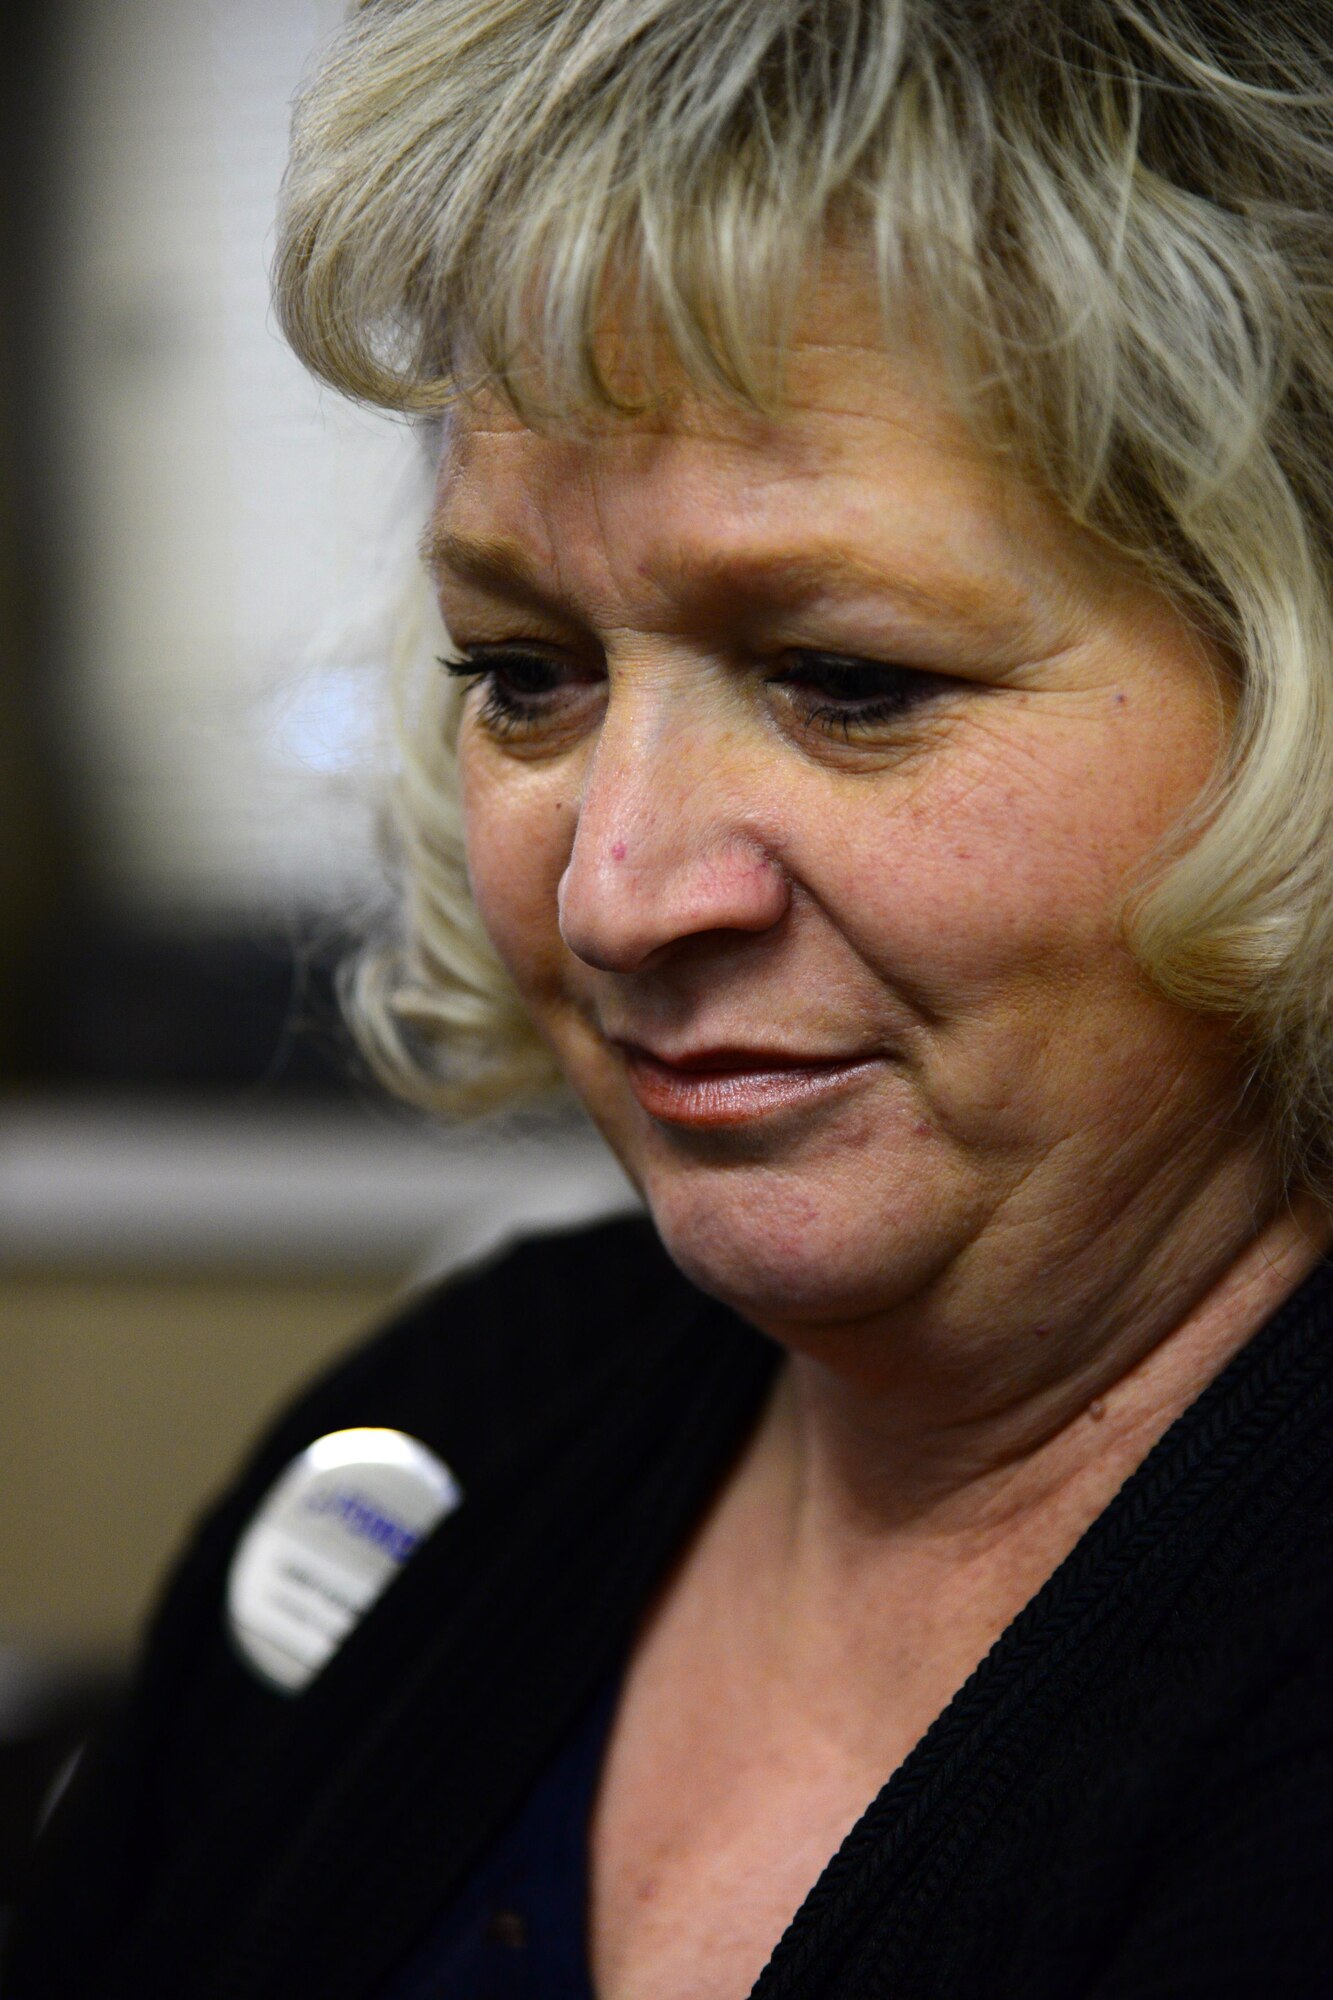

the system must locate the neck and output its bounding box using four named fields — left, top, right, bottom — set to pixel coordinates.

left=691, top=1194, right=1329, bottom=1763
left=752, top=1187, right=1331, bottom=1583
